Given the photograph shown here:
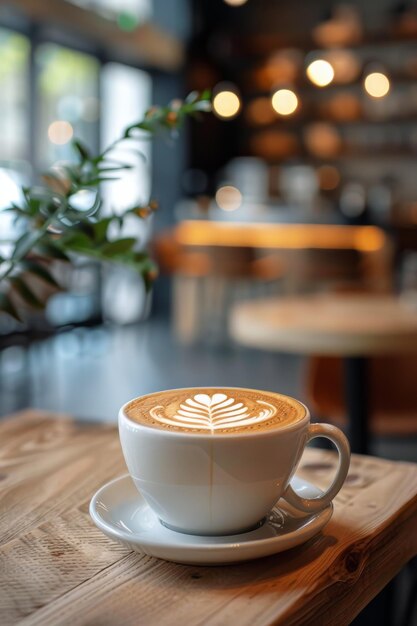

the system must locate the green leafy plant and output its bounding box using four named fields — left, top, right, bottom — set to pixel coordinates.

left=0, top=91, right=211, bottom=321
